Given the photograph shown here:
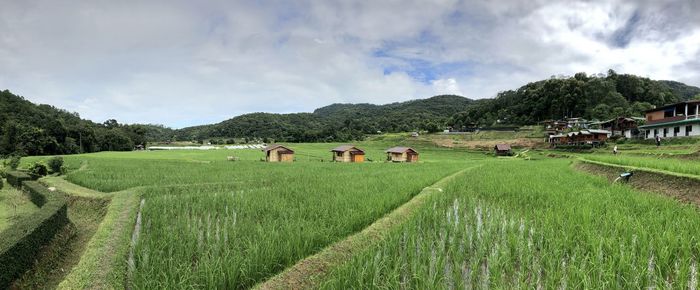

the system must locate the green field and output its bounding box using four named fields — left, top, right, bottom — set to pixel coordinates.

left=580, top=154, right=700, bottom=177
left=6, top=140, right=700, bottom=289
left=0, top=181, right=41, bottom=232
left=320, top=159, right=700, bottom=289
